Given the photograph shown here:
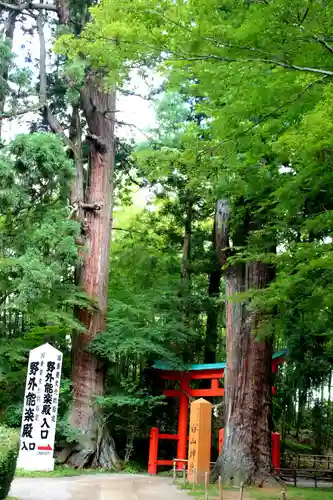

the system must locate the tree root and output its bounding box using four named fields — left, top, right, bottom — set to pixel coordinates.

left=60, top=421, right=122, bottom=470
